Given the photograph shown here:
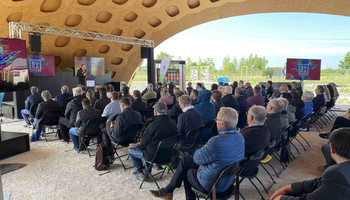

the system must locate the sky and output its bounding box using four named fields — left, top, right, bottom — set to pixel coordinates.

left=154, top=13, right=350, bottom=70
